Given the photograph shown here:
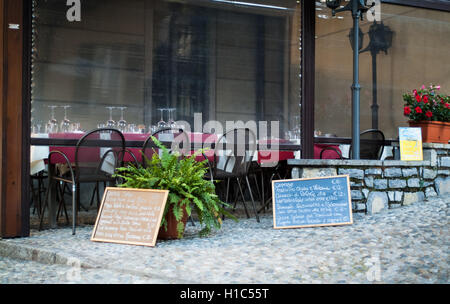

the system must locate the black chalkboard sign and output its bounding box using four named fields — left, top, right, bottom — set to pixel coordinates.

left=272, top=175, right=353, bottom=229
